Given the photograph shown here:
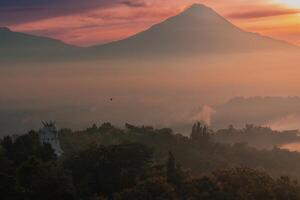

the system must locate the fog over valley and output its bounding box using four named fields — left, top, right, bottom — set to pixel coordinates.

left=4, top=3, right=300, bottom=199
left=1, top=51, right=300, bottom=135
